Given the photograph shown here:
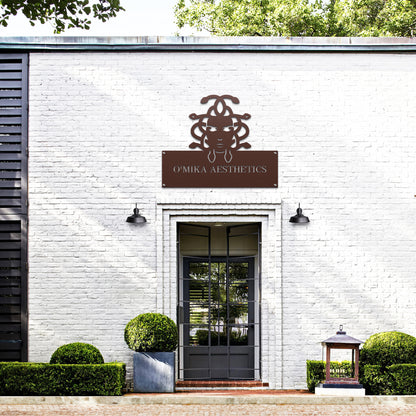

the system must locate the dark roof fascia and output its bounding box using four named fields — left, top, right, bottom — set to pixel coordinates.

left=1, top=37, right=416, bottom=53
